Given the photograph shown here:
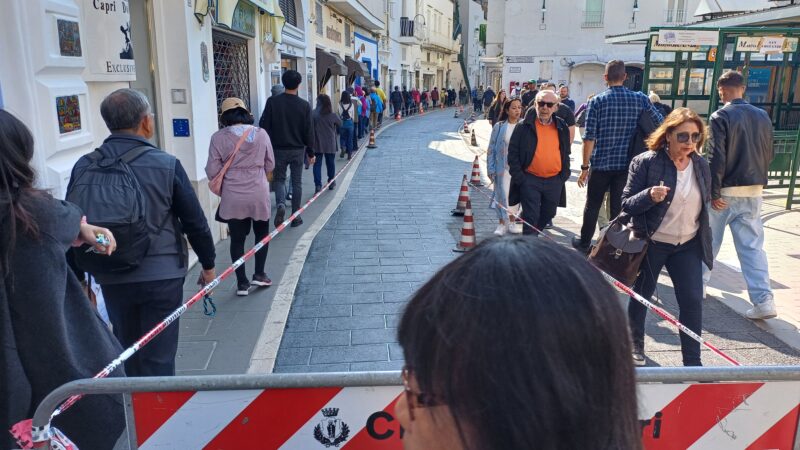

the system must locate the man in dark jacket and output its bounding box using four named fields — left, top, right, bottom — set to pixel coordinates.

left=390, top=86, right=403, bottom=117
left=482, top=86, right=495, bottom=111
left=703, top=71, right=776, bottom=320
left=401, top=86, right=411, bottom=116
left=68, top=89, right=217, bottom=377
left=260, top=70, right=315, bottom=227
left=508, top=91, right=572, bottom=234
